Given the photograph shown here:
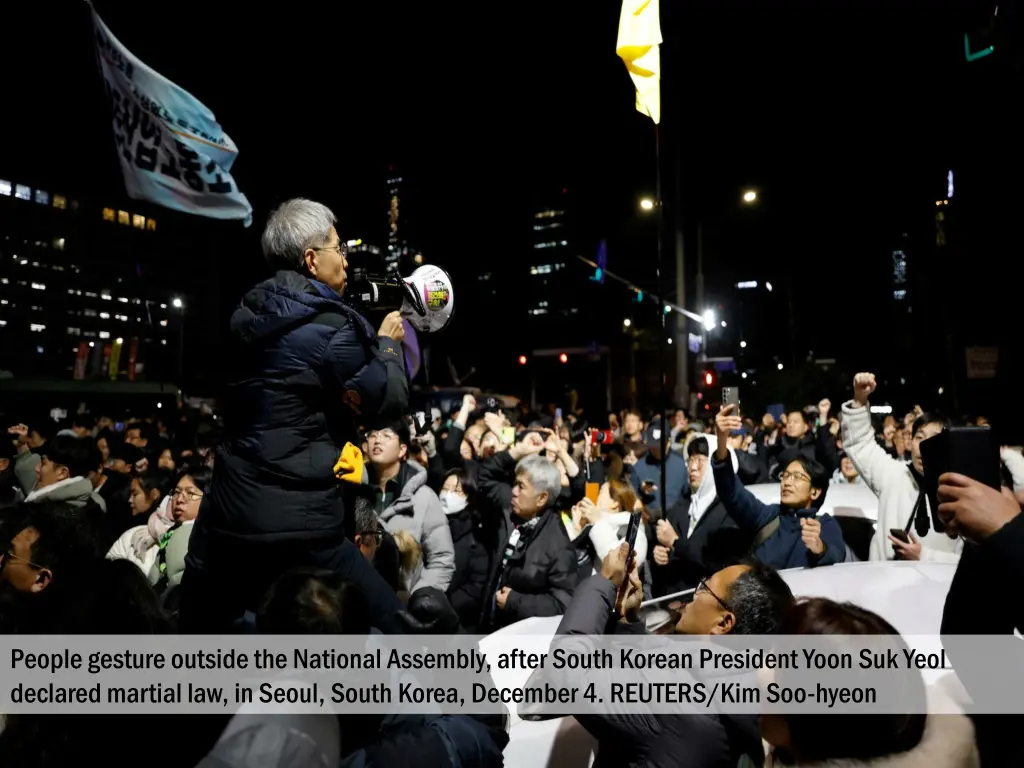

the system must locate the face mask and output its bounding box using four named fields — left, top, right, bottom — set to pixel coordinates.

left=440, top=491, right=469, bottom=515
